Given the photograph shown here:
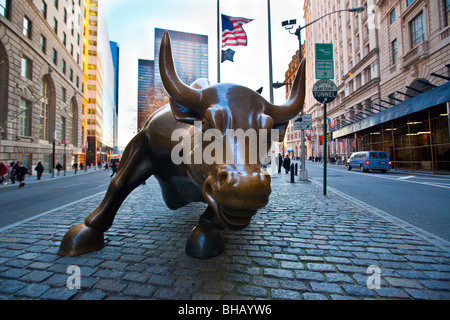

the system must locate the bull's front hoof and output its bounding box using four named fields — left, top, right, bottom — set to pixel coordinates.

left=58, top=223, right=105, bottom=257
left=185, top=225, right=225, bottom=259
